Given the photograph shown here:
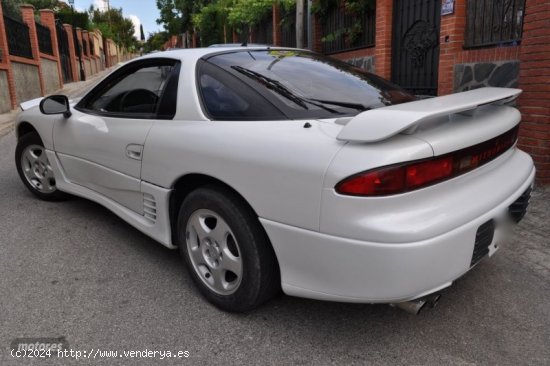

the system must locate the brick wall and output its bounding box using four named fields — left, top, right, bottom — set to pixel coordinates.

left=438, top=0, right=522, bottom=95
left=518, top=0, right=550, bottom=184
left=0, top=2, right=16, bottom=111
left=0, top=3, right=124, bottom=113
